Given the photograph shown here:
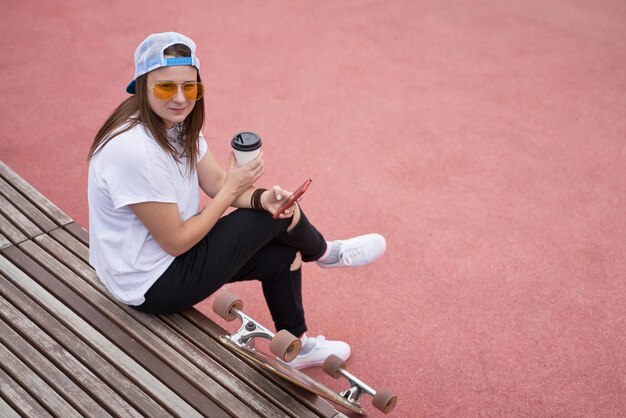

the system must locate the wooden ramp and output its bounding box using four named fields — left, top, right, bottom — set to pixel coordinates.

left=0, top=161, right=345, bottom=418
